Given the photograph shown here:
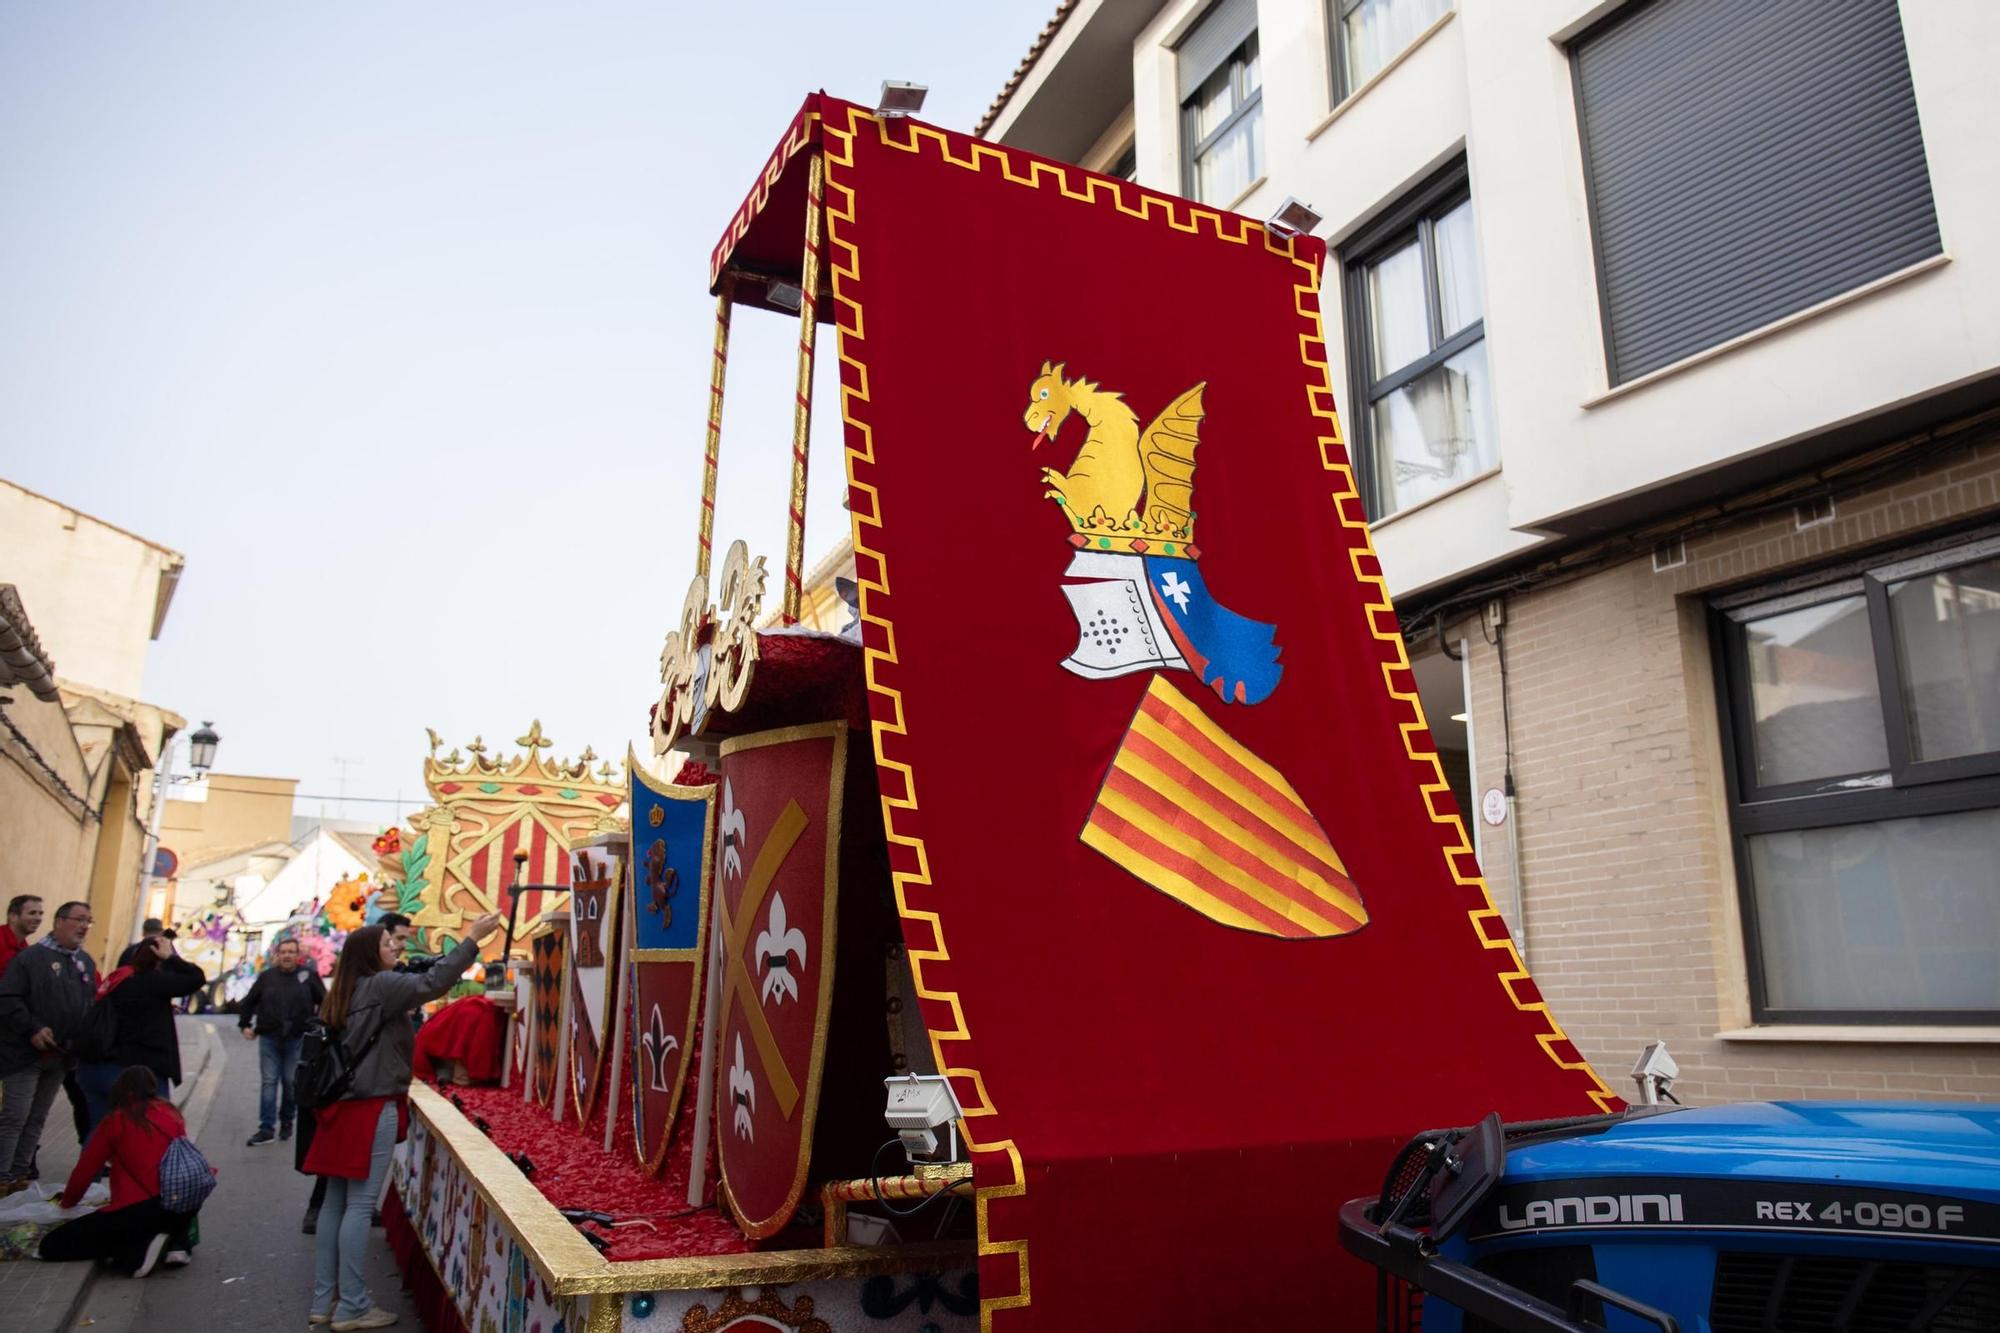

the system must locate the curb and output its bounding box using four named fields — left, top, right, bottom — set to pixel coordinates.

left=173, top=1019, right=218, bottom=1109
left=177, top=1023, right=228, bottom=1143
